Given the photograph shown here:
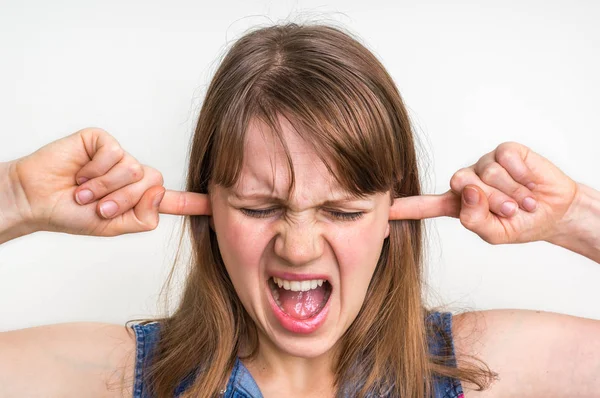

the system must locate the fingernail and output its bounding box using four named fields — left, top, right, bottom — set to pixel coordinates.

left=501, top=201, right=517, bottom=216
left=526, top=182, right=536, bottom=190
left=153, top=191, right=165, bottom=208
left=463, top=187, right=479, bottom=205
left=76, top=189, right=94, bottom=205
left=77, top=177, right=89, bottom=185
left=523, top=197, right=537, bottom=212
left=100, top=201, right=118, bottom=218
